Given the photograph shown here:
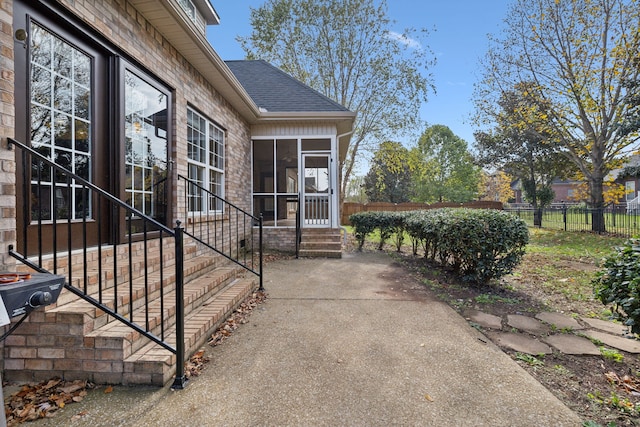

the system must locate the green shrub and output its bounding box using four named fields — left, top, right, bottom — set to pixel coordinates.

left=442, top=209, right=529, bottom=284
left=359, top=208, right=529, bottom=284
left=593, top=239, right=640, bottom=335
left=349, top=212, right=377, bottom=250
left=350, top=211, right=407, bottom=251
